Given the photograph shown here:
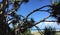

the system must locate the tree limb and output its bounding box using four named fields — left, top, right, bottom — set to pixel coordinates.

left=32, top=15, right=51, bottom=27
left=26, top=5, right=51, bottom=19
